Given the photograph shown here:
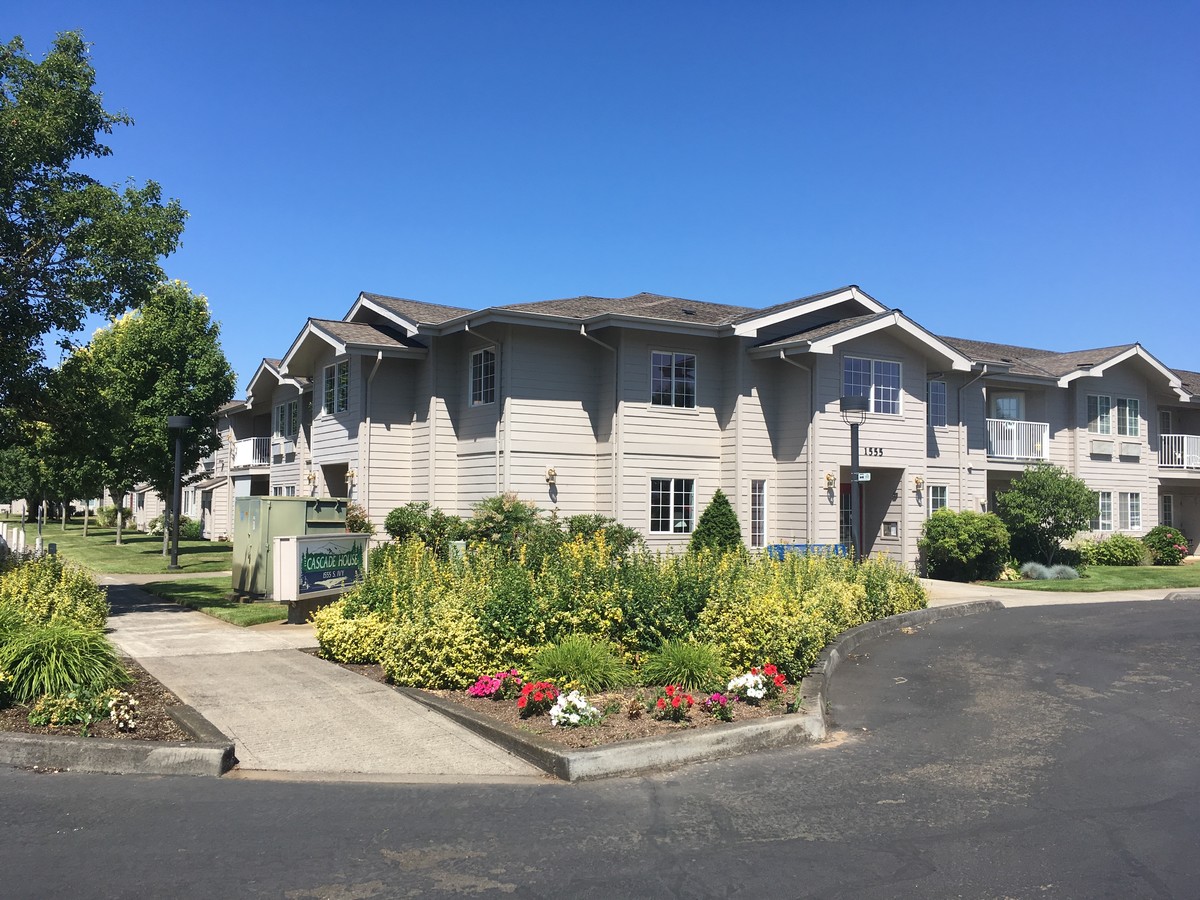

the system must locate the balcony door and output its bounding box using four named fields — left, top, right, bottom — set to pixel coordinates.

left=989, top=391, right=1025, bottom=421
